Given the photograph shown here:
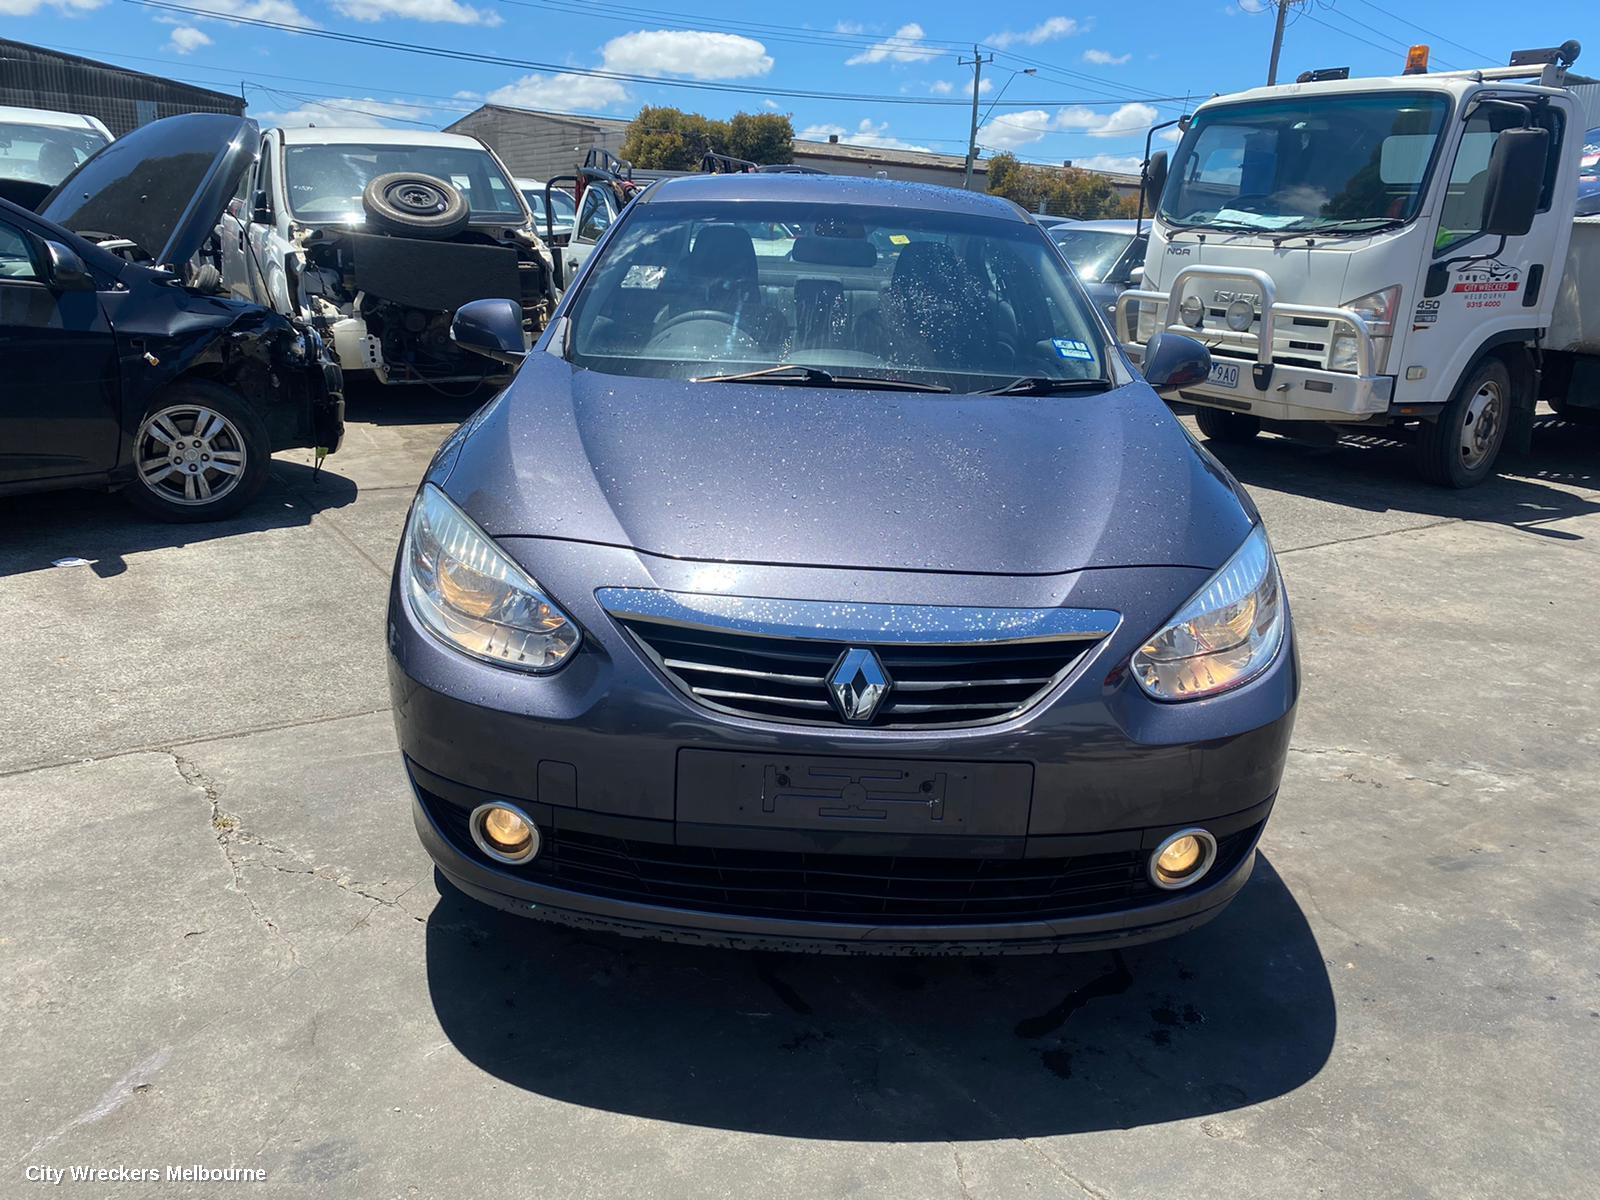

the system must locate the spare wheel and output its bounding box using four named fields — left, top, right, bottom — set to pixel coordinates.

left=362, top=172, right=470, bottom=238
